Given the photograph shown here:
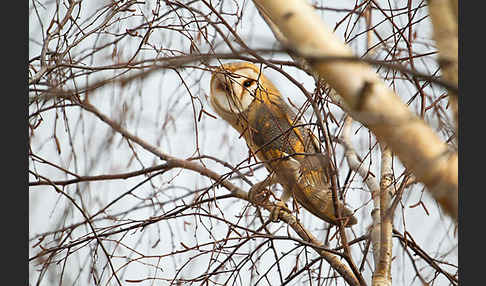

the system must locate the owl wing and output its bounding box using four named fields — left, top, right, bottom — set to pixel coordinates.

left=247, top=97, right=356, bottom=226
left=248, top=94, right=314, bottom=161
